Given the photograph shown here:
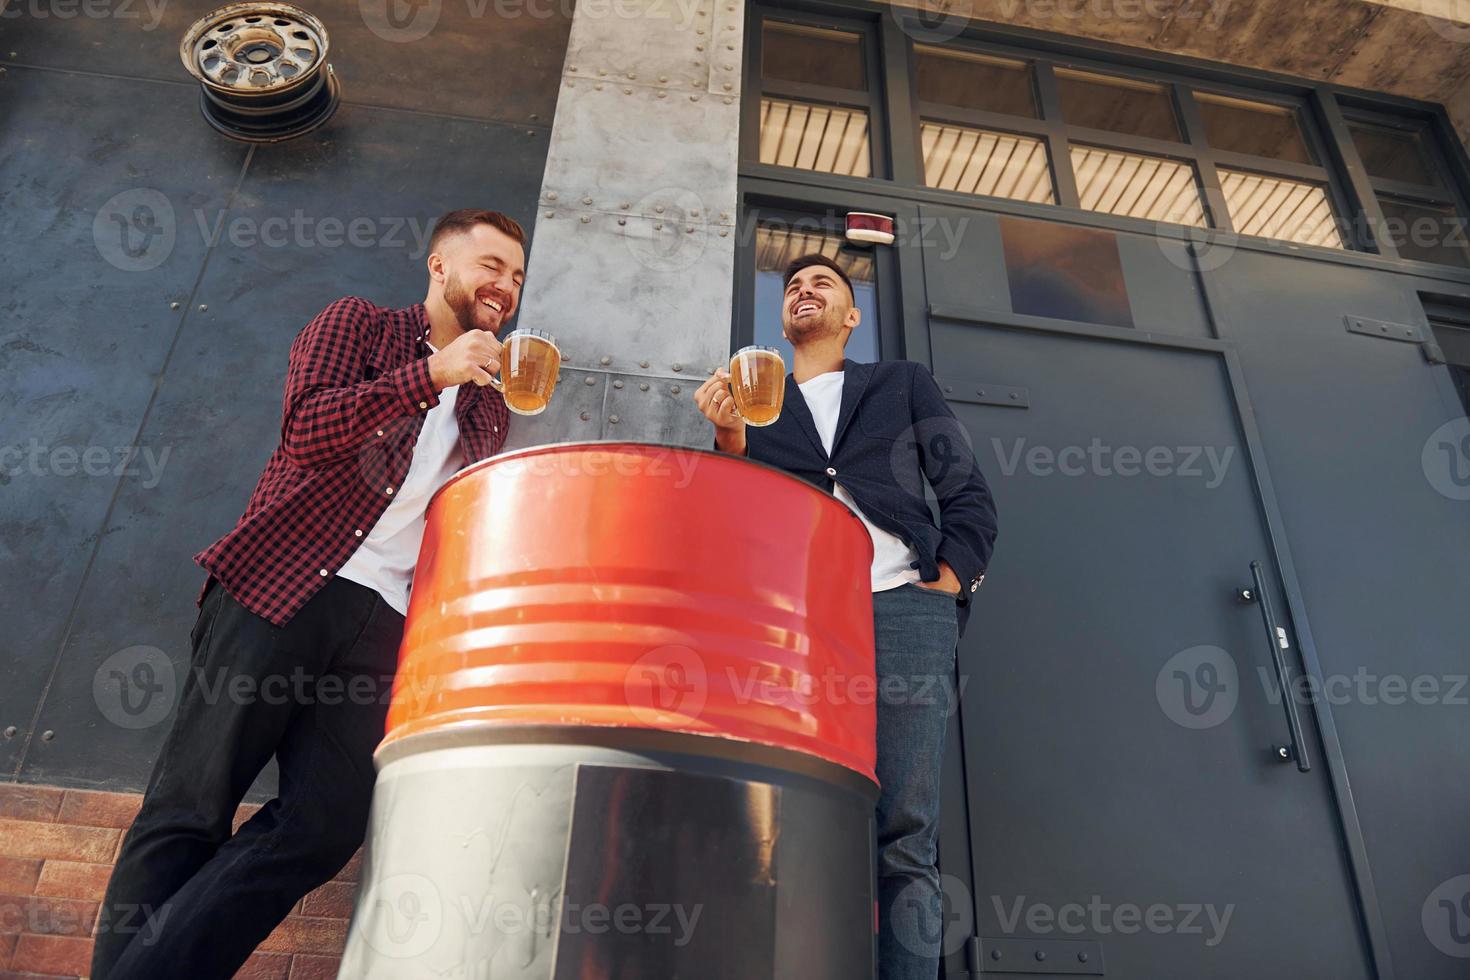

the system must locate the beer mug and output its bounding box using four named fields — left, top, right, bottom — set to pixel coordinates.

left=729, top=345, right=785, bottom=426
left=489, top=328, right=561, bottom=416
